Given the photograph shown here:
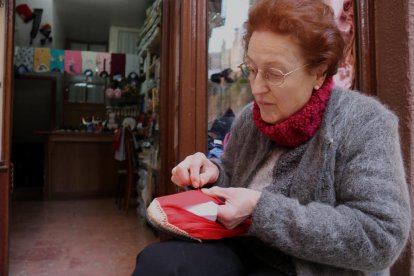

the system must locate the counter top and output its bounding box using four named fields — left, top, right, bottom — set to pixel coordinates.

left=36, top=131, right=114, bottom=142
